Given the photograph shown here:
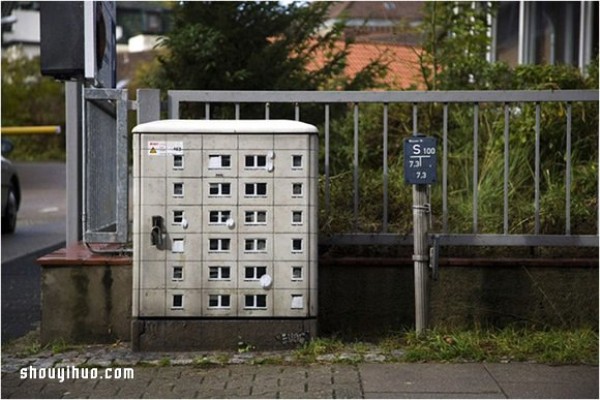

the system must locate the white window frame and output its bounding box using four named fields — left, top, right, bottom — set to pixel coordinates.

left=208, top=294, right=231, bottom=309
left=245, top=182, right=268, bottom=197
left=172, top=210, right=184, bottom=225
left=173, top=182, right=184, bottom=198
left=291, top=266, right=303, bottom=281
left=244, top=294, right=267, bottom=309
left=291, top=238, right=303, bottom=253
left=291, top=210, right=303, bottom=225
left=173, top=154, right=184, bottom=170
left=291, top=294, right=304, bottom=309
left=172, top=238, right=185, bottom=253
left=208, top=154, right=231, bottom=169
left=244, top=266, right=267, bottom=281
left=292, top=183, right=303, bottom=197
left=208, top=266, right=231, bottom=280
left=172, top=265, right=184, bottom=281
left=209, top=210, right=232, bottom=225
left=245, top=154, right=267, bottom=169
left=208, top=238, right=231, bottom=252
left=245, top=210, right=267, bottom=225
left=209, top=182, right=231, bottom=197
left=171, top=294, right=184, bottom=309
left=292, top=154, right=303, bottom=169
left=244, top=238, right=267, bottom=253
